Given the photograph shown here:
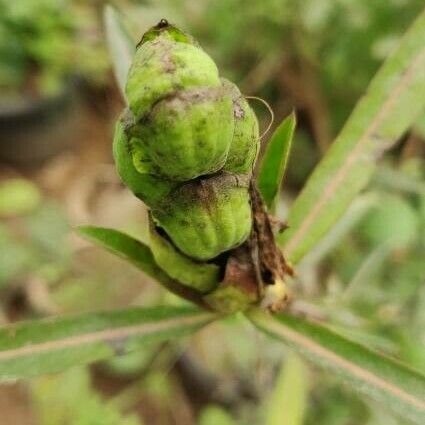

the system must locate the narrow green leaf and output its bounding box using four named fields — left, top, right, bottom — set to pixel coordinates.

left=77, top=226, right=208, bottom=308
left=103, top=5, right=135, bottom=99
left=257, top=112, right=296, bottom=211
left=280, top=11, right=425, bottom=263
left=266, top=352, right=308, bottom=425
left=303, top=193, right=378, bottom=264
left=247, top=310, right=425, bottom=425
left=78, top=225, right=166, bottom=280
left=0, top=306, right=215, bottom=381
